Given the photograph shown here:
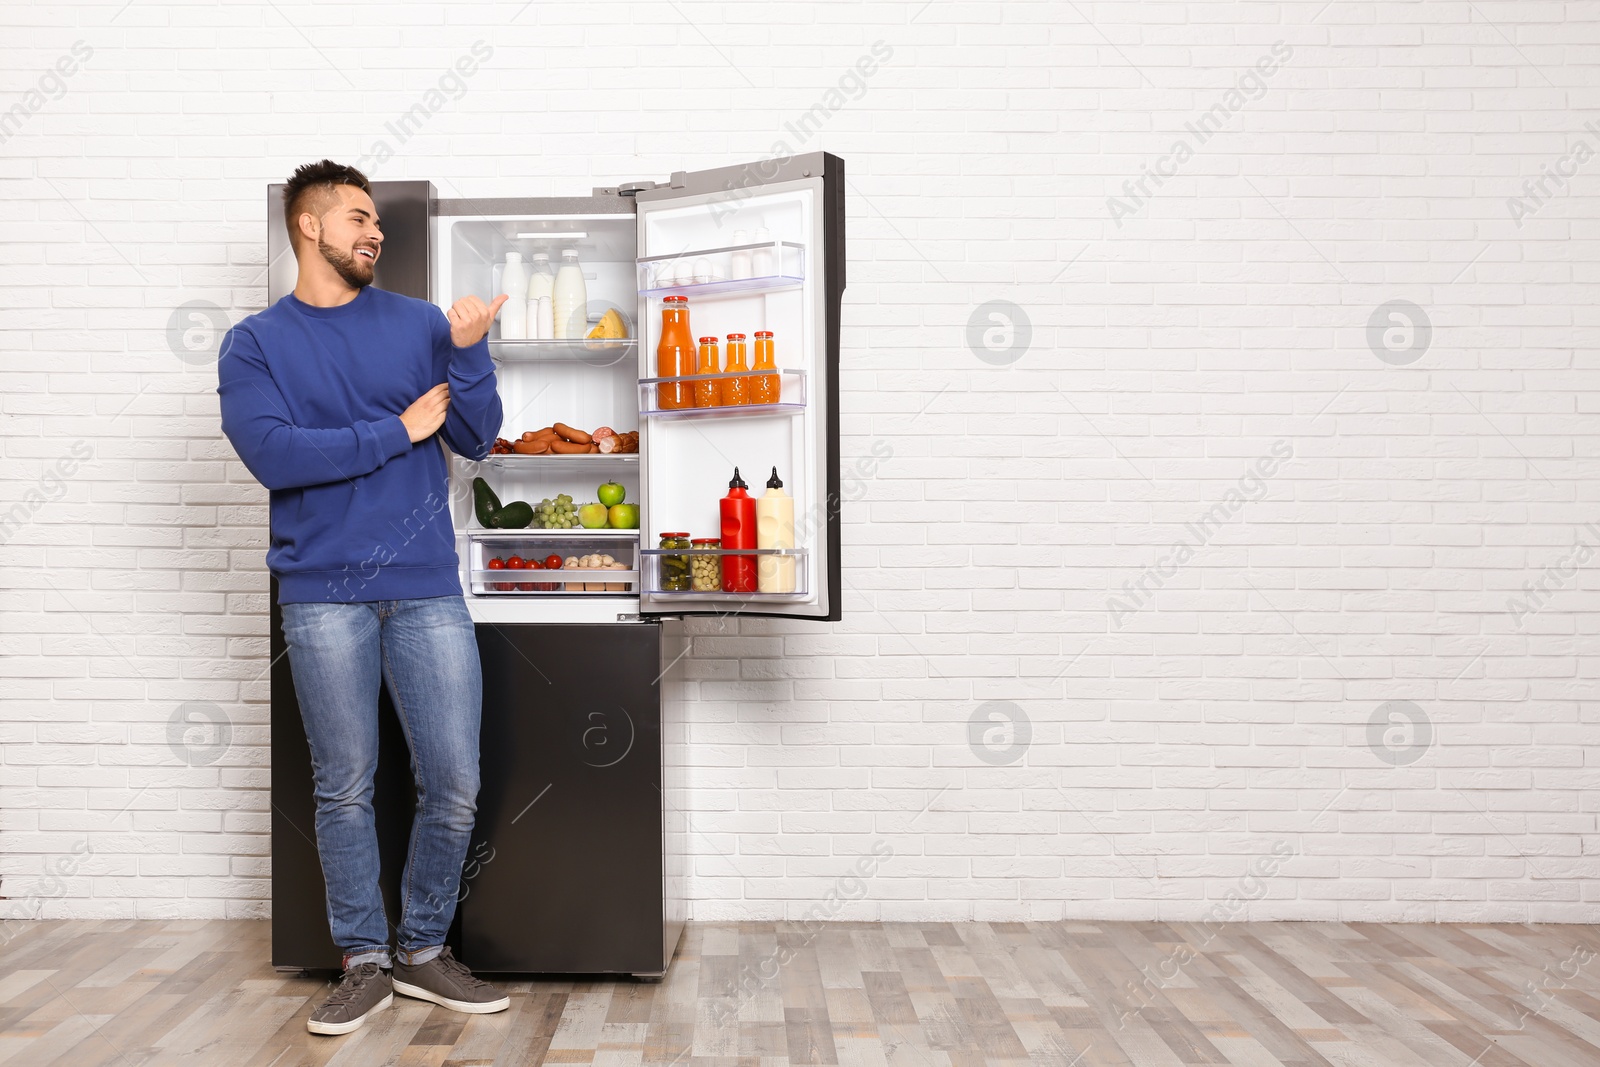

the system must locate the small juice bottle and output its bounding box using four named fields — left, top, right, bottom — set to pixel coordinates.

left=720, top=333, right=749, bottom=407
left=750, top=330, right=779, bottom=405
left=694, top=336, right=721, bottom=408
